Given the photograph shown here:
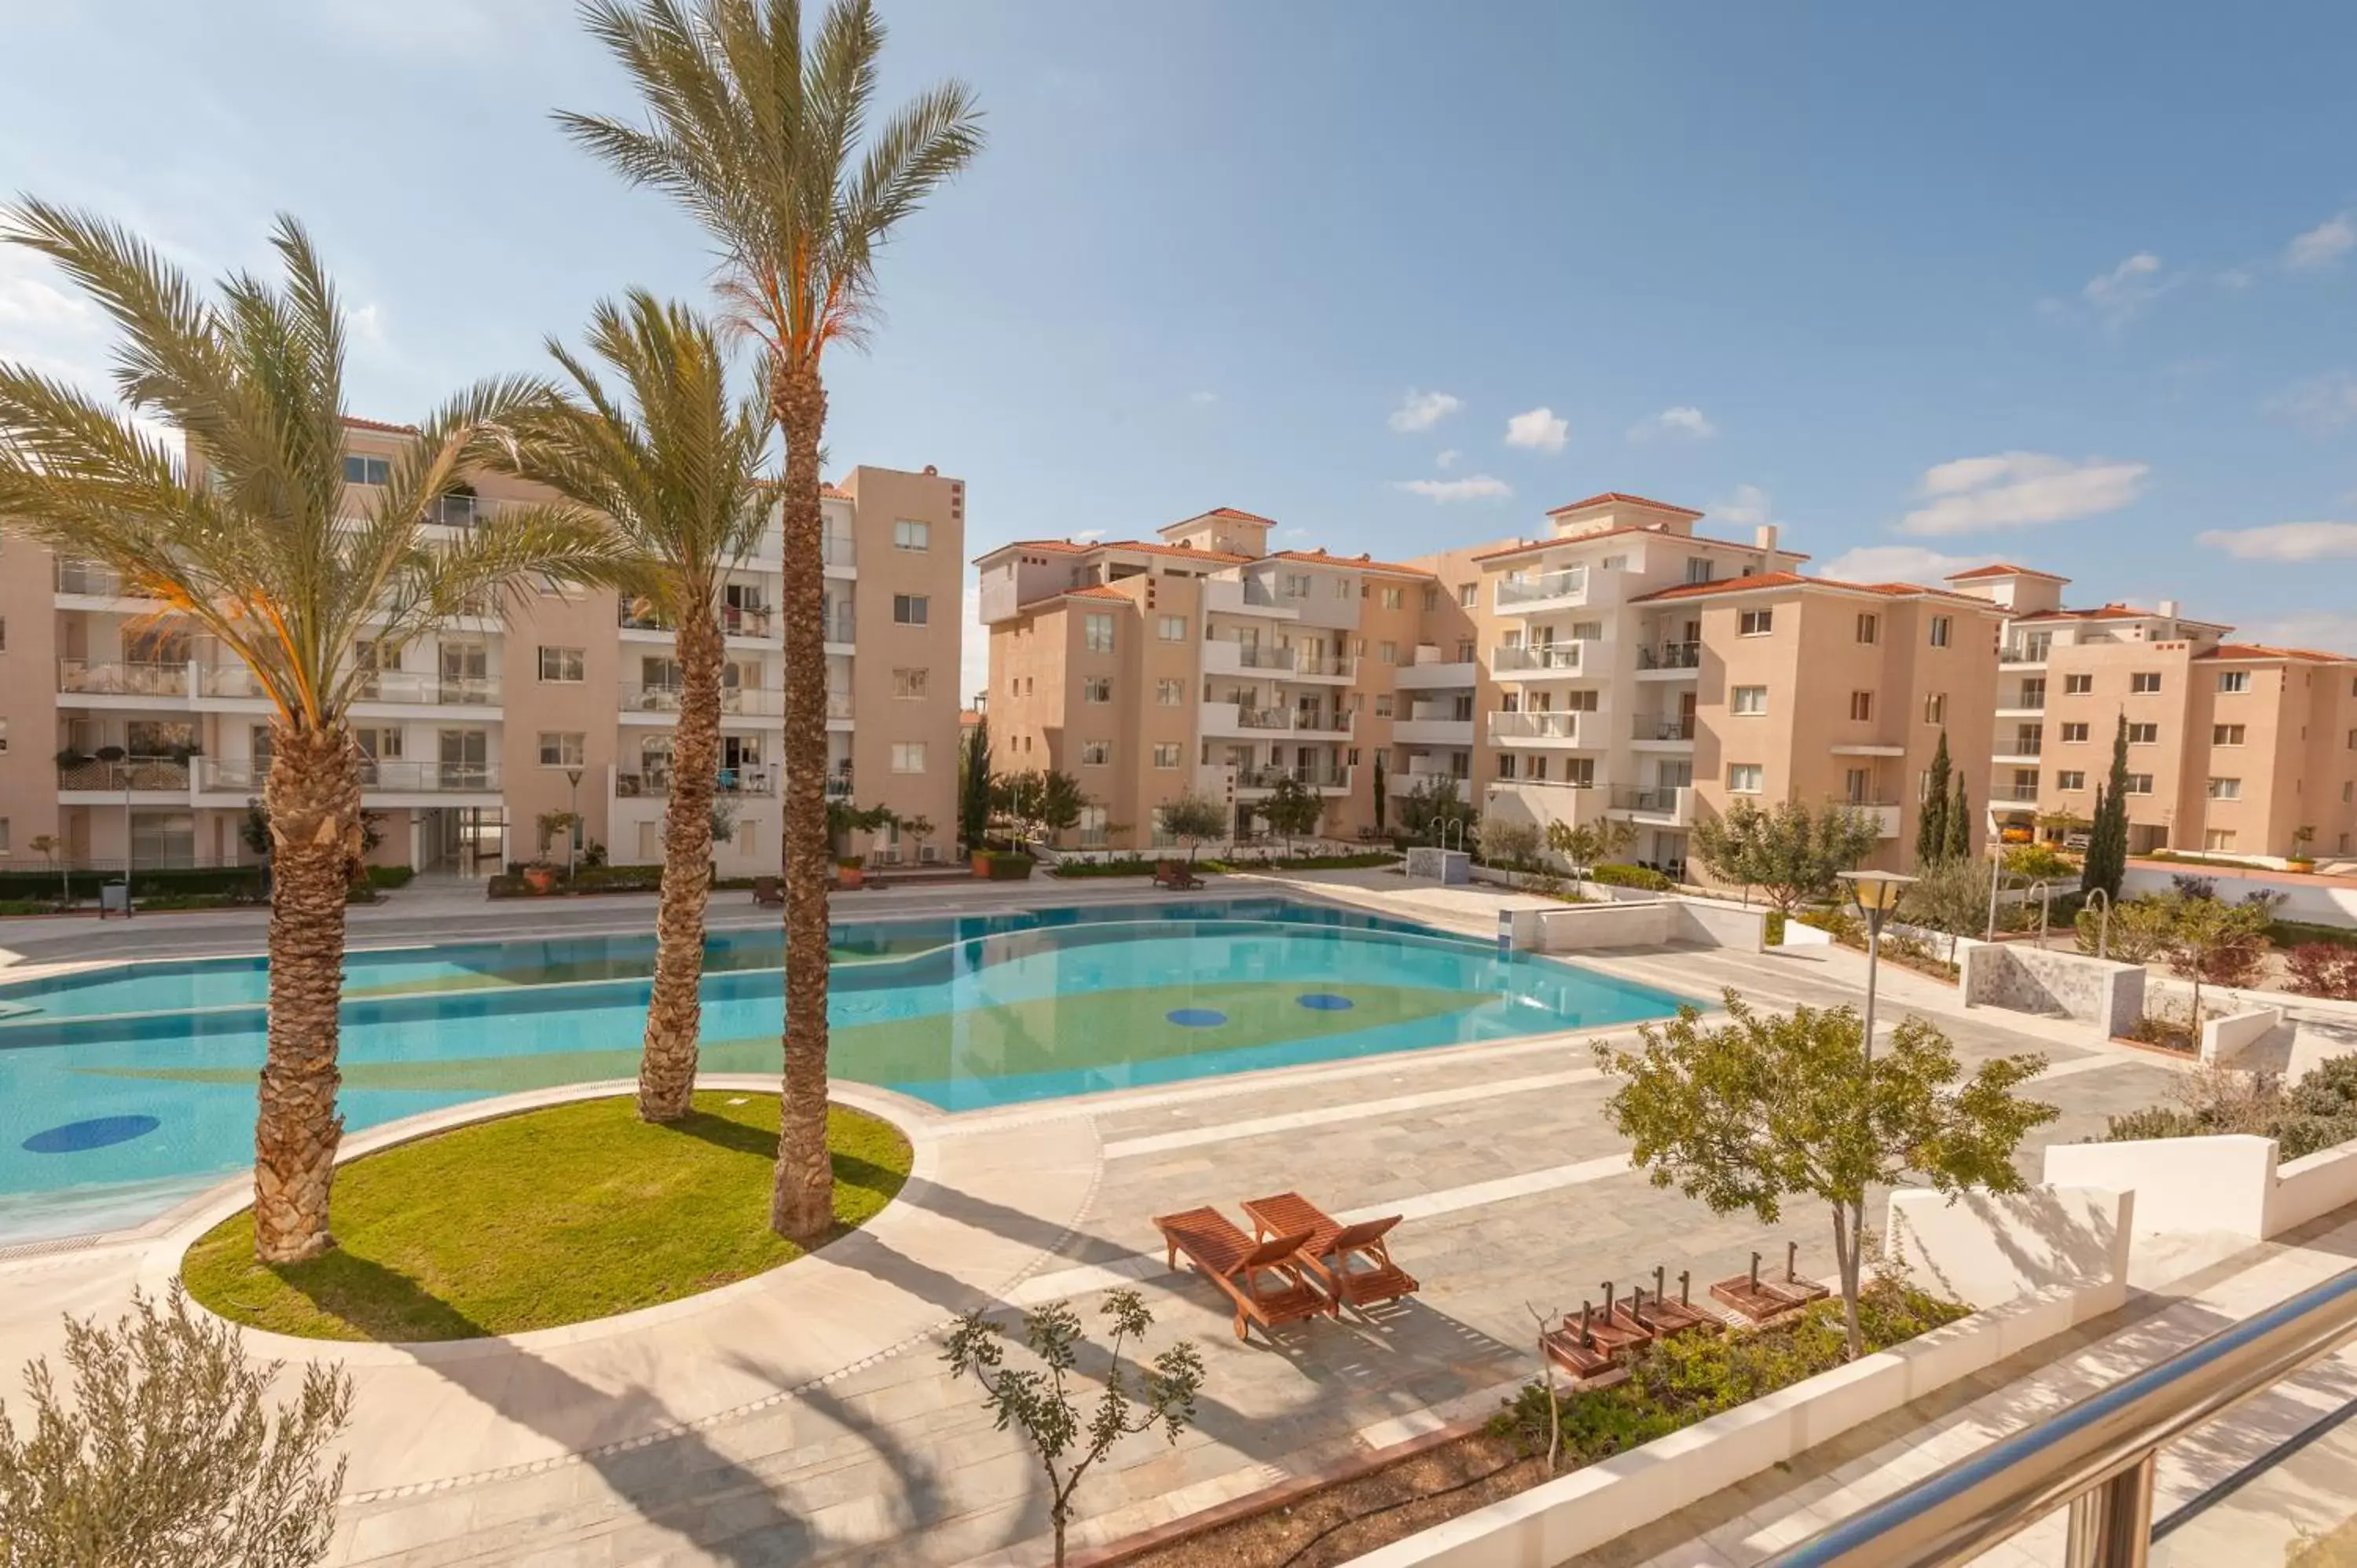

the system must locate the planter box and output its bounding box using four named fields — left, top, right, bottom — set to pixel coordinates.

left=837, top=863, right=865, bottom=891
